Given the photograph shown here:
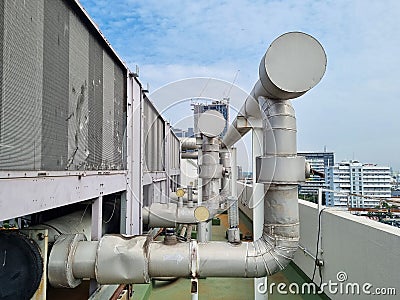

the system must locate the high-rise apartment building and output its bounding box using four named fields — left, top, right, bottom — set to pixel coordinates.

left=325, top=160, right=391, bottom=207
